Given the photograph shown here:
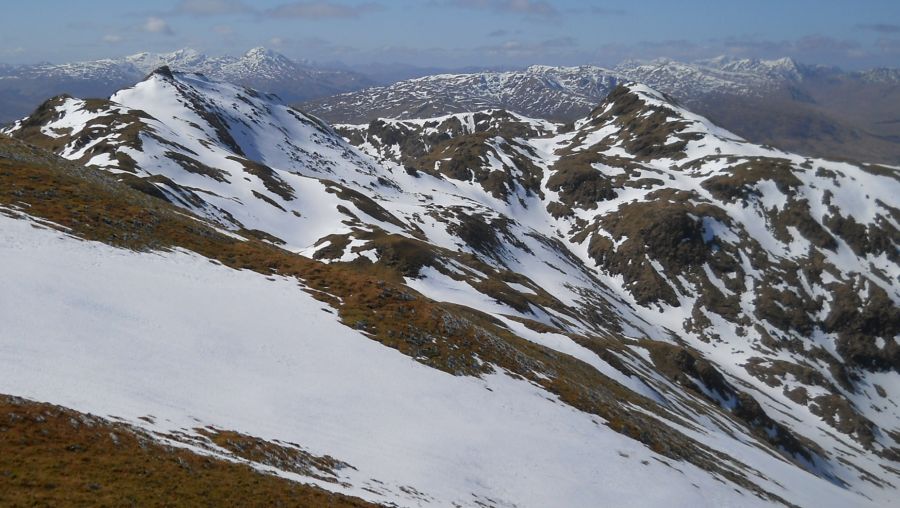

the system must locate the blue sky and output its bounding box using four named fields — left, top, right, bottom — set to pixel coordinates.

left=2, top=0, right=899, bottom=69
